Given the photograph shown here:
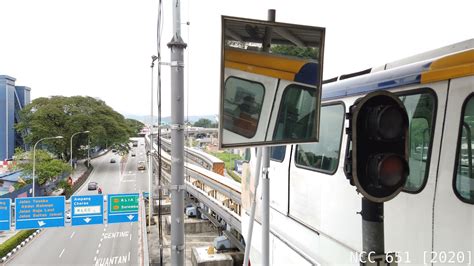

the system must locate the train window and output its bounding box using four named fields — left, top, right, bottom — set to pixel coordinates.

left=273, top=84, right=316, bottom=141
left=399, top=92, right=436, bottom=192
left=294, top=103, right=345, bottom=174
left=223, top=77, right=265, bottom=138
left=270, top=146, right=286, bottom=162
left=454, top=95, right=474, bottom=204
